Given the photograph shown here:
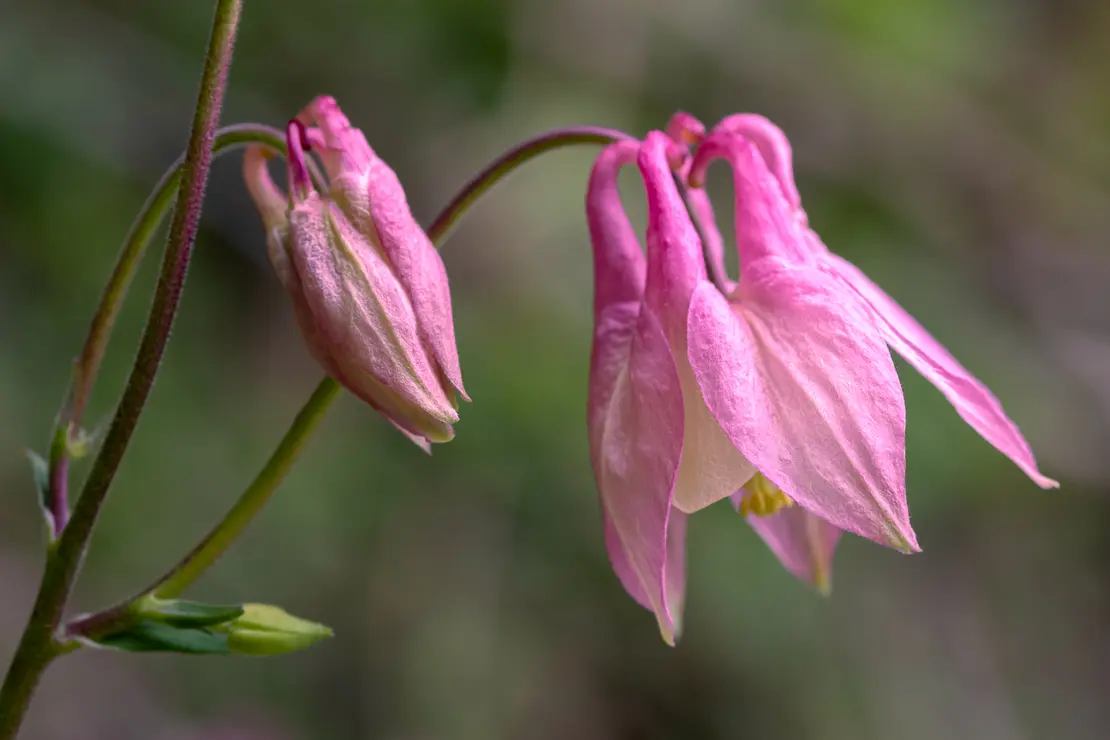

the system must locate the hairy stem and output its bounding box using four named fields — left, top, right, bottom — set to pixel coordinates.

left=0, top=2, right=243, bottom=736
left=68, top=0, right=241, bottom=536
